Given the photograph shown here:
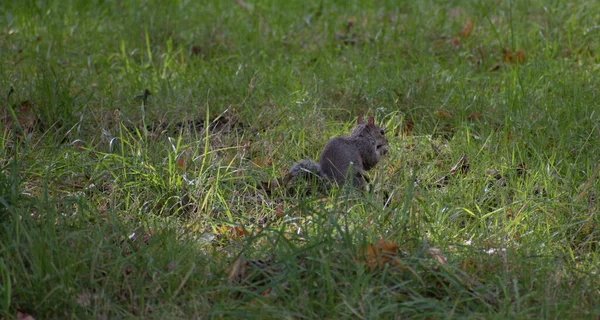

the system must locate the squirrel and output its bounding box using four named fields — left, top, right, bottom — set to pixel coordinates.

left=285, top=116, right=388, bottom=189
